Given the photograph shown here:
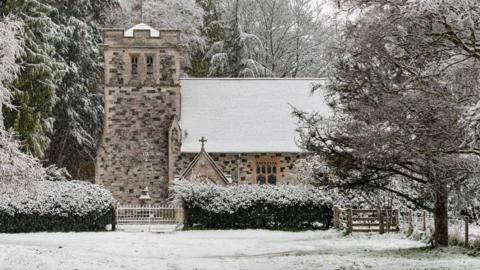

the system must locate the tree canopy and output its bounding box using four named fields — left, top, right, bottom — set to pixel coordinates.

left=297, top=0, right=480, bottom=246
